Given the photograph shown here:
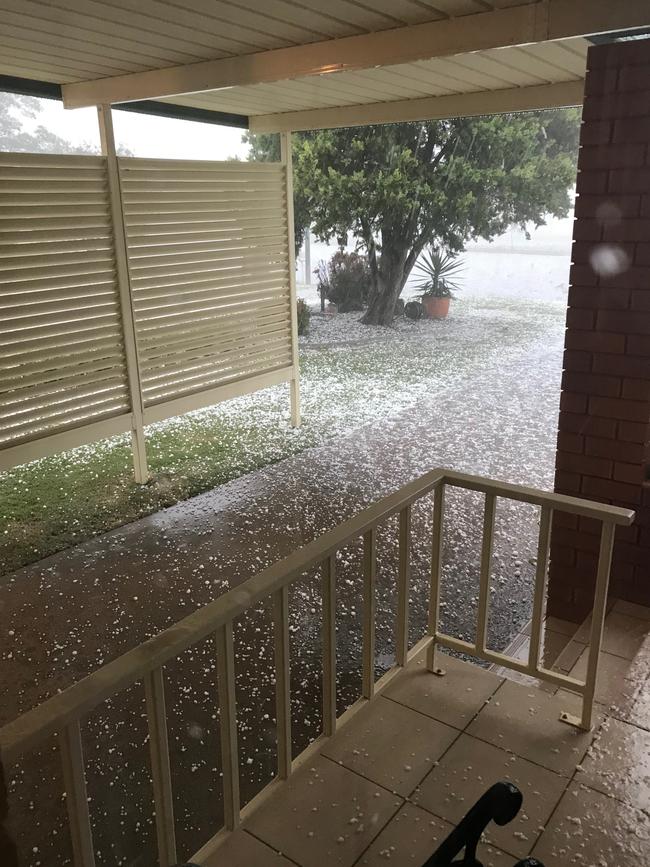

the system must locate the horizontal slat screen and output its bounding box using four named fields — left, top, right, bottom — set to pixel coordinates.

left=120, top=158, right=293, bottom=409
left=0, top=152, right=130, bottom=451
